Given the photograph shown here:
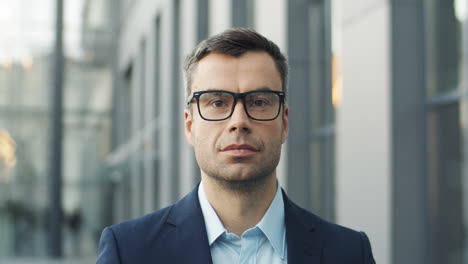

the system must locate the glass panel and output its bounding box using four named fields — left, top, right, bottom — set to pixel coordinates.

left=171, top=0, right=181, bottom=202
left=120, top=160, right=132, bottom=222
left=232, top=0, right=255, bottom=28
left=0, top=0, right=115, bottom=259
left=246, top=0, right=256, bottom=28
left=318, top=135, right=335, bottom=221
left=140, top=40, right=146, bottom=130
left=426, top=1, right=468, bottom=263
left=105, top=159, right=131, bottom=224
left=426, top=0, right=465, bottom=96
left=123, top=66, right=133, bottom=143
left=153, top=157, right=160, bottom=209
left=139, top=152, right=145, bottom=216
left=197, top=0, right=209, bottom=41
left=463, top=98, right=468, bottom=263
left=154, top=16, right=161, bottom=118
left=309, top=136, right=335, bottom=221
left=308, top=2, right=325, bottom=130
left=307, top=0, right=334, bottom=221
left=308, top=0, right=334, bottom=128
left=0, top=0, right=54, bottom=258
left=310, top=140, right=323, bottom=213
left=427, top=101, right=468, bottom=264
